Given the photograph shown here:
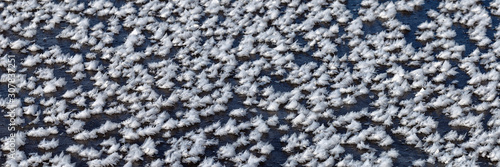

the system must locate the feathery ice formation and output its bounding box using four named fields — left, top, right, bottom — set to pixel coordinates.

left=0, top=0, right=499, bottom=166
